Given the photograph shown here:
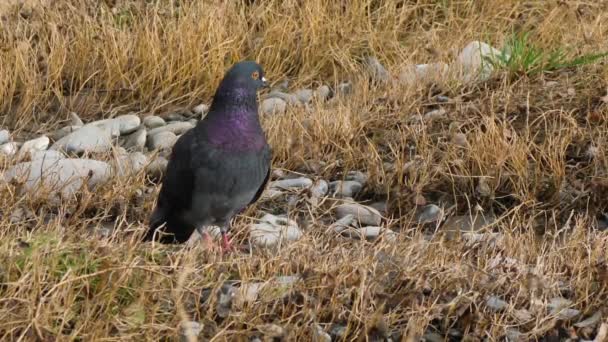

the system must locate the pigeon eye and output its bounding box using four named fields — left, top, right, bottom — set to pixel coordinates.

left=251, top=71, right=259, bottom=80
